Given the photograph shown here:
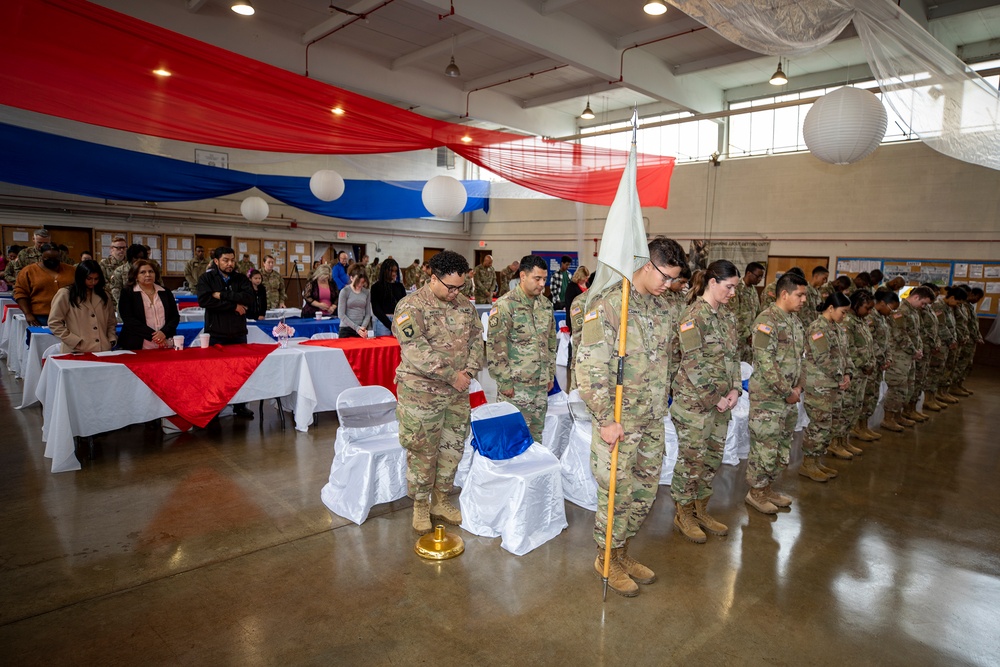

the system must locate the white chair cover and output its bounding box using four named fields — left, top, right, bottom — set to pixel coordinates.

left=320, top=386, right=407, bottom=525
left=555, top=330, right=571, bottom=366
left=722, top=362, right=754, bottom=465
left=454, top=380, right=488, bottom=489
left=795, top=400, right=810, bottom=432
left=540, top=390, right=572, bottom=458
left=459, top=402, right=567, bottom=556
left=560, top=396, right=598, bottom=510
left=310, top=332, right=339, bottom=340
left=480, top=312, right=489, bottom=341
left=867, top=378, right=888, bottom=430
left=659, top=414, right=680, bottom=485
